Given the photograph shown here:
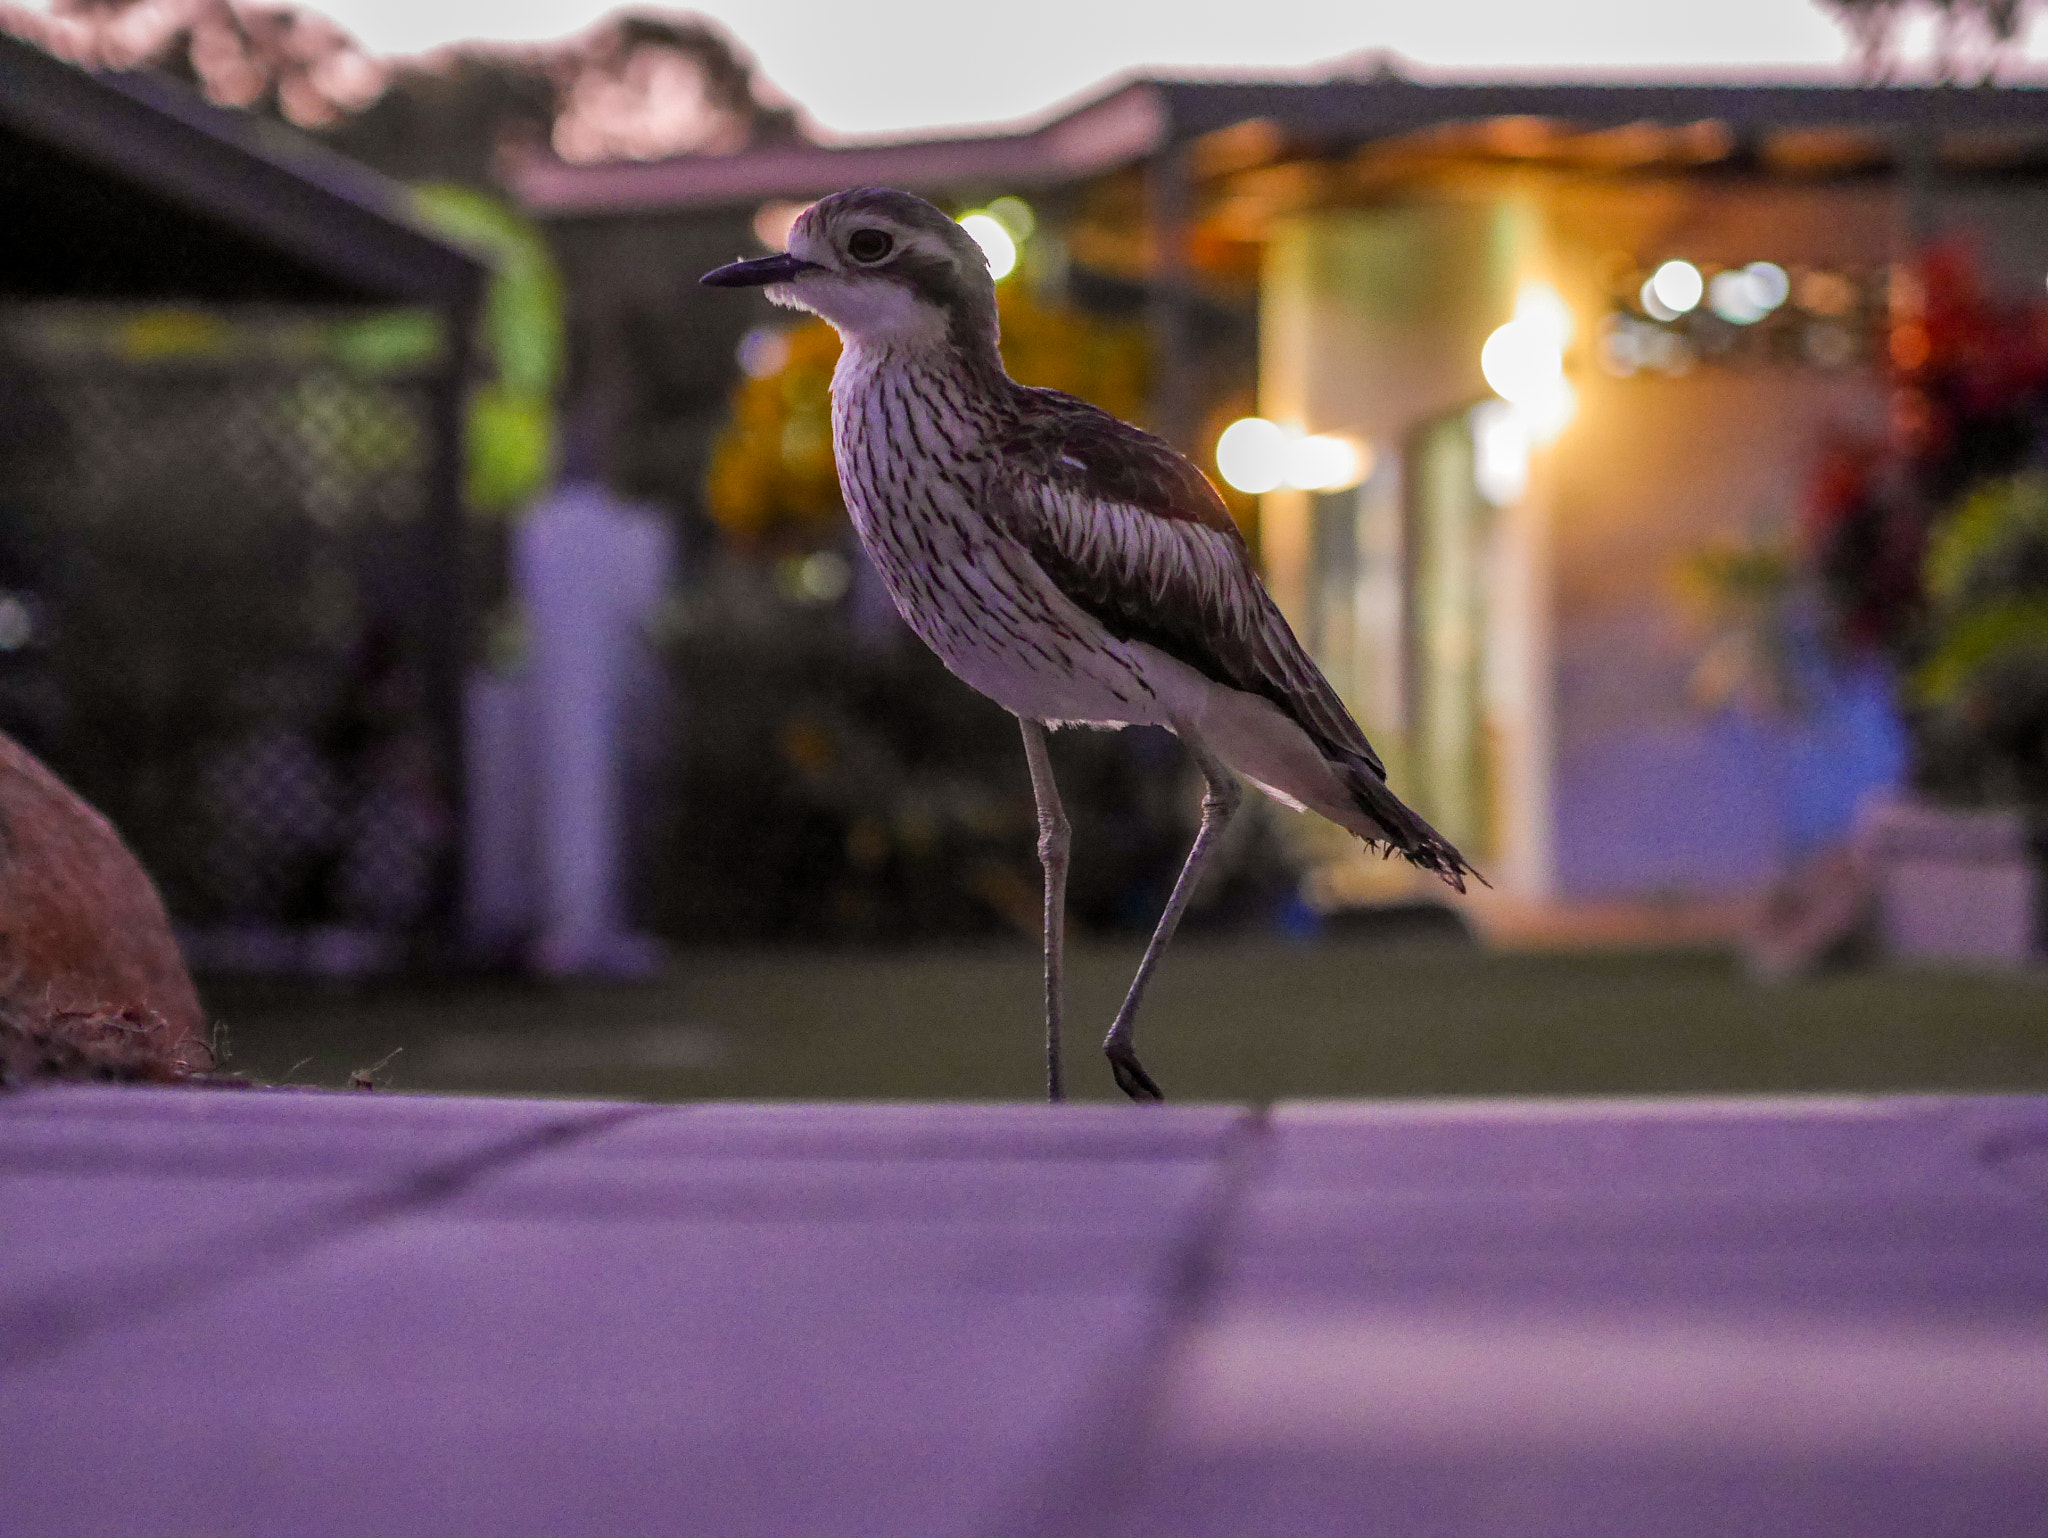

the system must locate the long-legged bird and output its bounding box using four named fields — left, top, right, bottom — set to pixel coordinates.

left=704, top=187, right=1475, bottom=1102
